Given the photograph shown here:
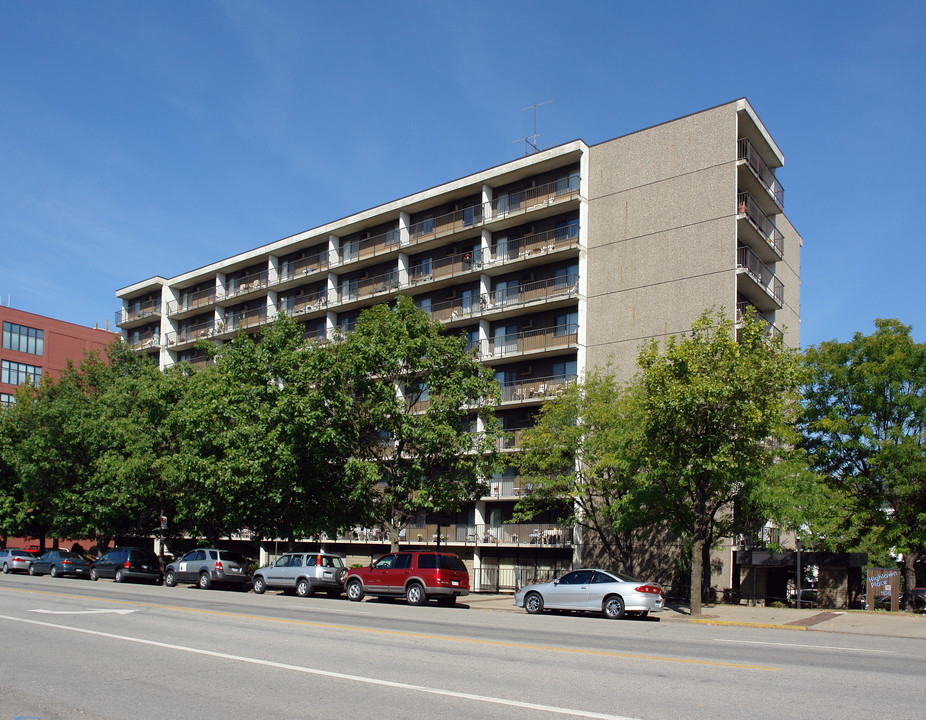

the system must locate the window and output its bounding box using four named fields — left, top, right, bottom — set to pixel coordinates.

left=1, top=360, right=42, bottom=386
left=552, top=360, right=577, bottom=383
left=394, top=554, right=412, bottom=570
left=414, top=297, right=431, bottom=314
left=2, top=322, right=44, bottom=356
left=553, top=263, right=578, bottom=289
left=1, top=393, right=14, bottom=408
left=554, top=312, right=578, bottom=337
